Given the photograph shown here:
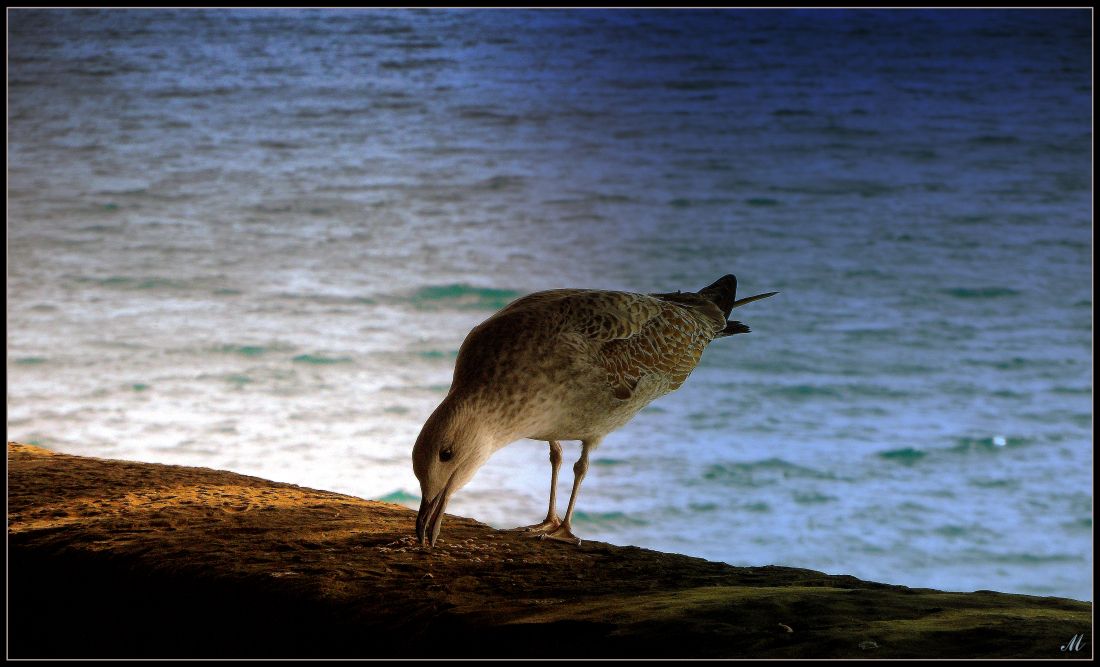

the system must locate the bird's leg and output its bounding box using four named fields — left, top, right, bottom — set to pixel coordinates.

left=512, top=440, right=563, bottom=533
left=540, top=438, right=597, bottom=545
